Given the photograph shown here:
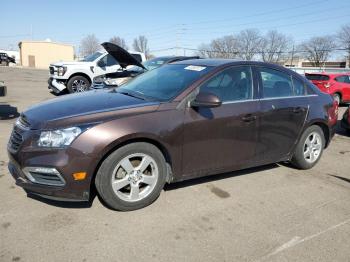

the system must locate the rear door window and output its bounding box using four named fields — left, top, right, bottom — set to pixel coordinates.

left=259, top=68, right=293, bottom=98
left=335, top=75, right=350, bottom=84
